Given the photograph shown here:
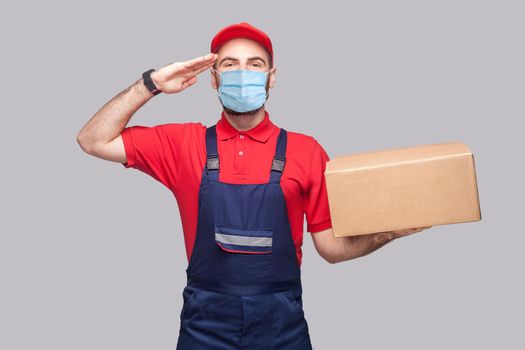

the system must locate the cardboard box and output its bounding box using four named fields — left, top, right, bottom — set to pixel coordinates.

left=325, top=141, right=481, bottom=237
